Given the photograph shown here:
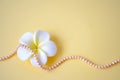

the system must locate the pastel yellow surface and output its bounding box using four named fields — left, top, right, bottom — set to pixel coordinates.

left=0, top=0, right=120, bottom=80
